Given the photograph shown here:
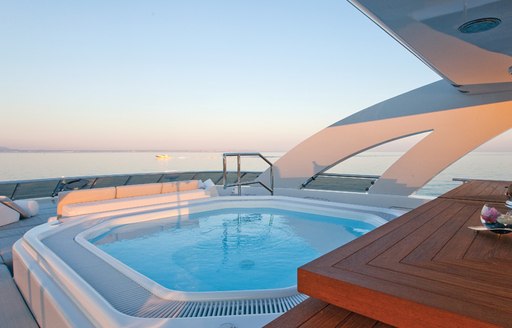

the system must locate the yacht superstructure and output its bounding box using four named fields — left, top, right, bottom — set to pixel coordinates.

left=1, top=1, right=512, bottom=327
